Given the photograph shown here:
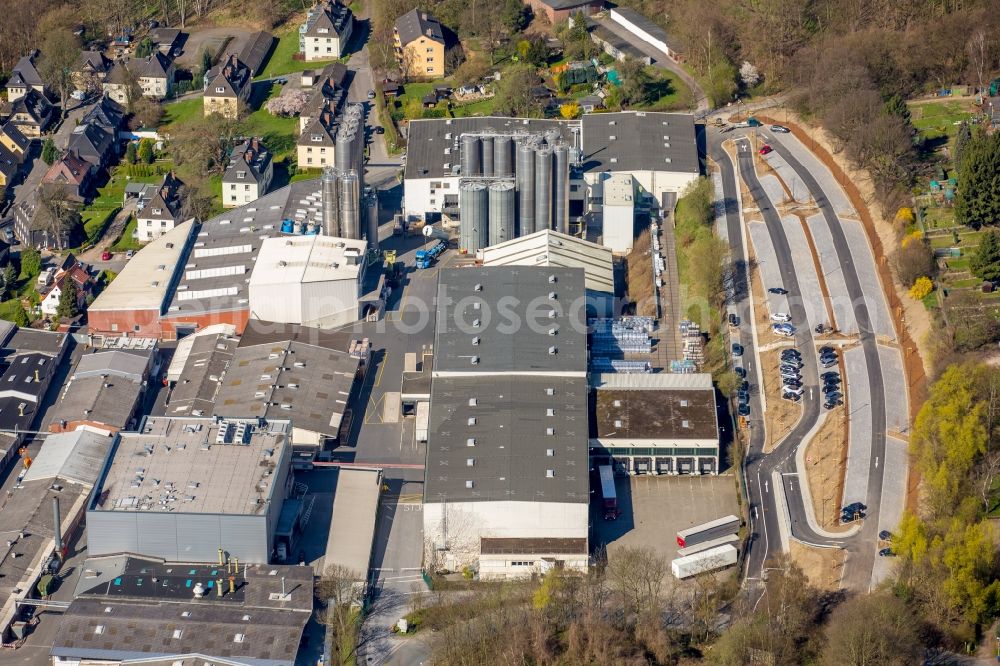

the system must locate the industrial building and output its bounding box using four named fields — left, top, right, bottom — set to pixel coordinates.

left=480, top=229, right=616, bottom=316
left=600, top=173, right=637, bottom=253
left=402, top=112, right=699, bottom=254
left=424, top=267, right=590, bottom=579
left=165, top=327, right=240, bottom=415
left=248, top=234, right=369, bottom=328
left=89, top=155, right=377, bottom=340
left=0, top=430, right=115, bottom=640
left=47, top=347, right=157, bottom=434
left=590, top=372, right=720, bottom=475
left=86, top=416, right=293, bottom=564
left=50, top=555, right=313, bottom=666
